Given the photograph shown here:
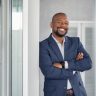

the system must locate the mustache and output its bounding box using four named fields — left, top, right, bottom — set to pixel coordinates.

left=57, top=27, right=68, bottom=31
